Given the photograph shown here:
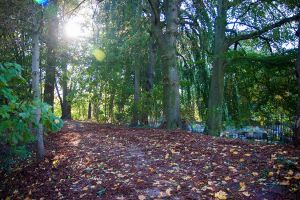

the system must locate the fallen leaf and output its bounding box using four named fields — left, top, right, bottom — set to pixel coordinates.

left=244, top=153, right=251, bottom=157
left=280, top=180, right=290, bottom=186
left=166, top=188, right=172, bottom=196
left=288, top=170, right=294, bottom=176
left=268, top=172, right=274, bottom=177
left=165, top=153, right=170, bottom=159
left=214, top=190, right=227, bottom=200
left=224, top=176, right=231, bottom=181
left=228, top=166, right=237, bottom=173
left=138, top=195, right=146, bottom=200
left=242, top=191, right=251, bottom=197
left=239, top=182, right=246, bottom=191
left=252, top=172, right=259, bottom=176
left=82, top=186, right=88, bottom=191
left=294, top=173, right=300, bottom=179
